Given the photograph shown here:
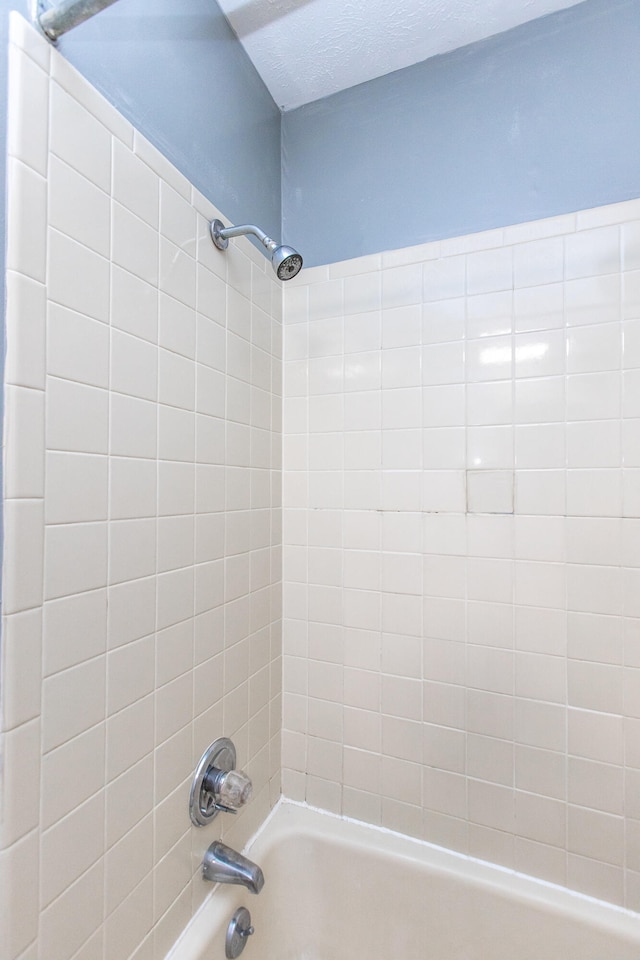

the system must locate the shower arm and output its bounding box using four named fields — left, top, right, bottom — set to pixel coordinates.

left=38, top=0, right=122, bottom=42
left=212, top=222, right=279, bottom=255
left=210, top=219, right=303, bottom=281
